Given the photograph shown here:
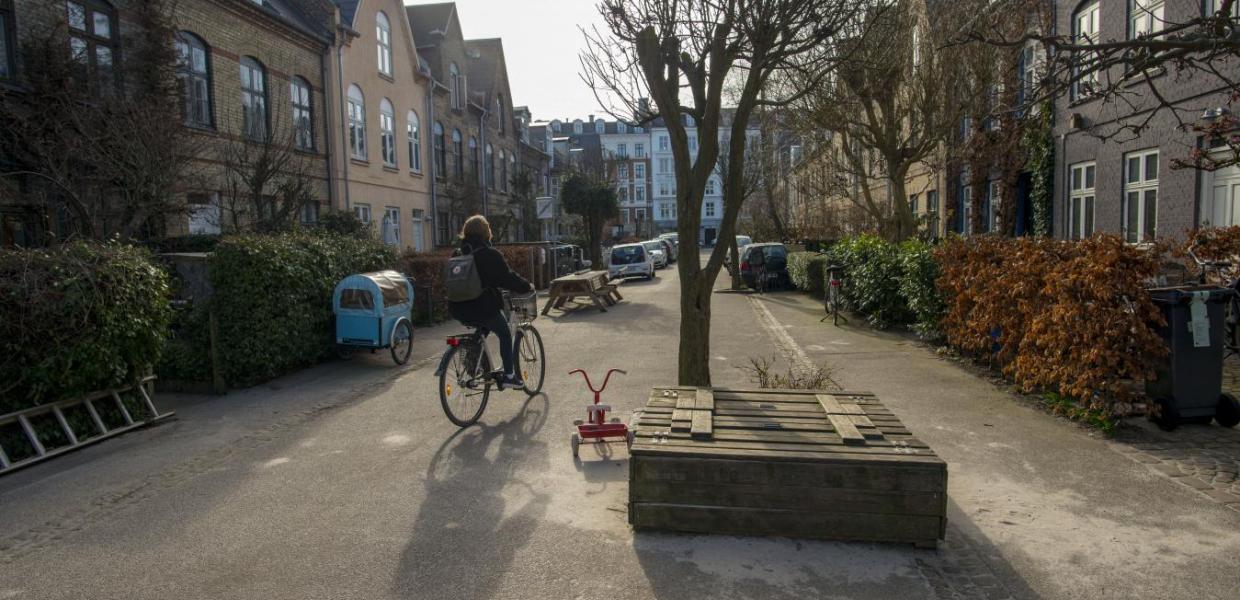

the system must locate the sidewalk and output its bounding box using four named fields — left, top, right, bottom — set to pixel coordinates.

left=752, top=288, right=1240, bottom=600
